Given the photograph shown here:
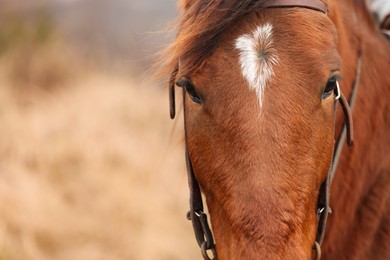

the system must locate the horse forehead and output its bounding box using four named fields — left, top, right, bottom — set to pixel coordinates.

left=235, top=23, right=278, bottom=109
